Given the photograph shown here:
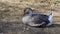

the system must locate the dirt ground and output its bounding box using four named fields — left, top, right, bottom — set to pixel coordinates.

left=0, top=0, right=60, bottom=34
